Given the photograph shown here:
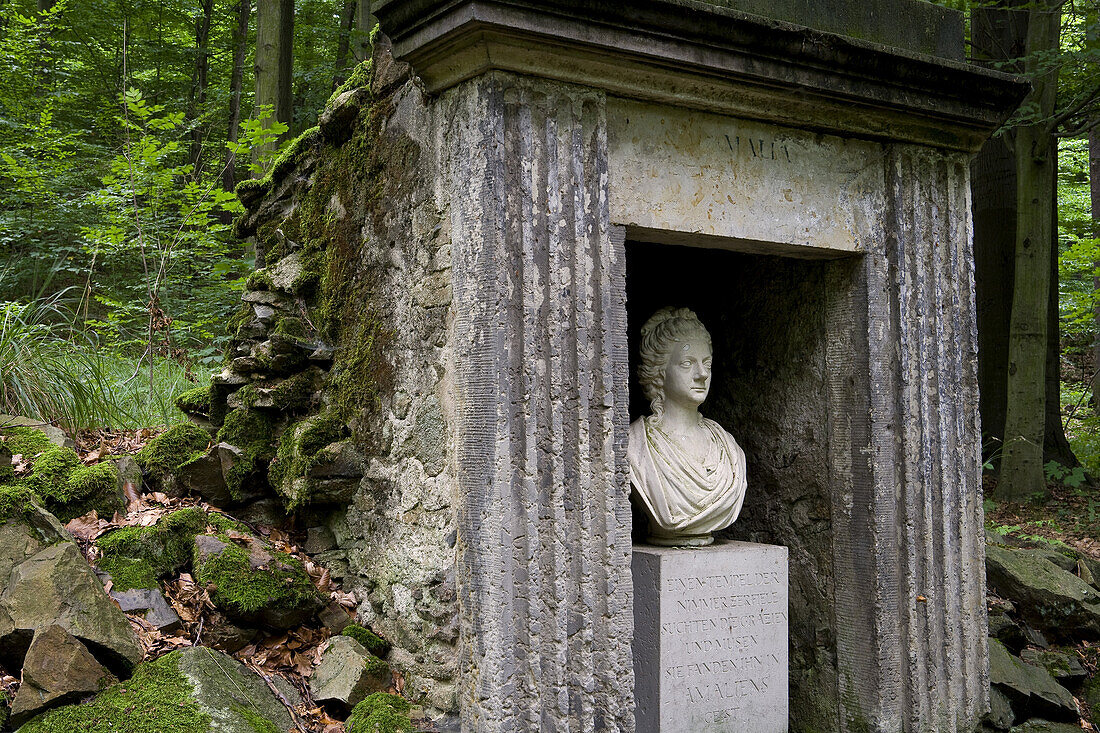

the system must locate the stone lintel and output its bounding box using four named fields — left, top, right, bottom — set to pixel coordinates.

left=374, top=0, right=1028, bottom=152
